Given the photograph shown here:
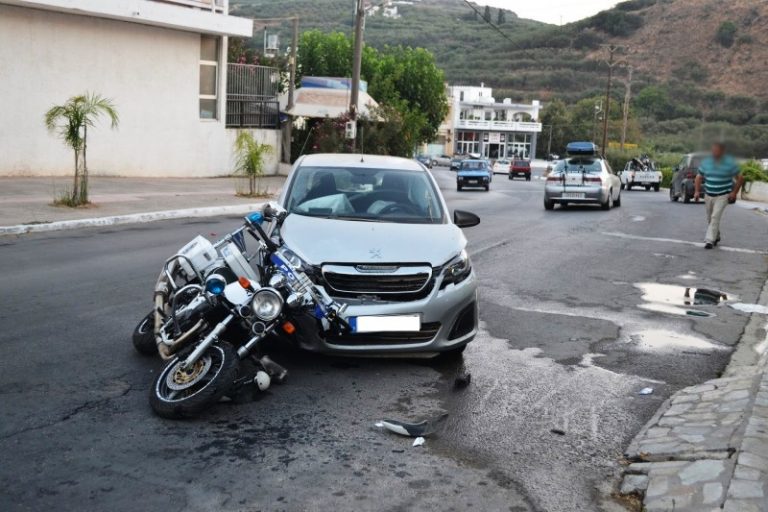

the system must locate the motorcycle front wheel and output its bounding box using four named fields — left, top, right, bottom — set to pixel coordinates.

left=150, top=342, right=239, bottom=419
